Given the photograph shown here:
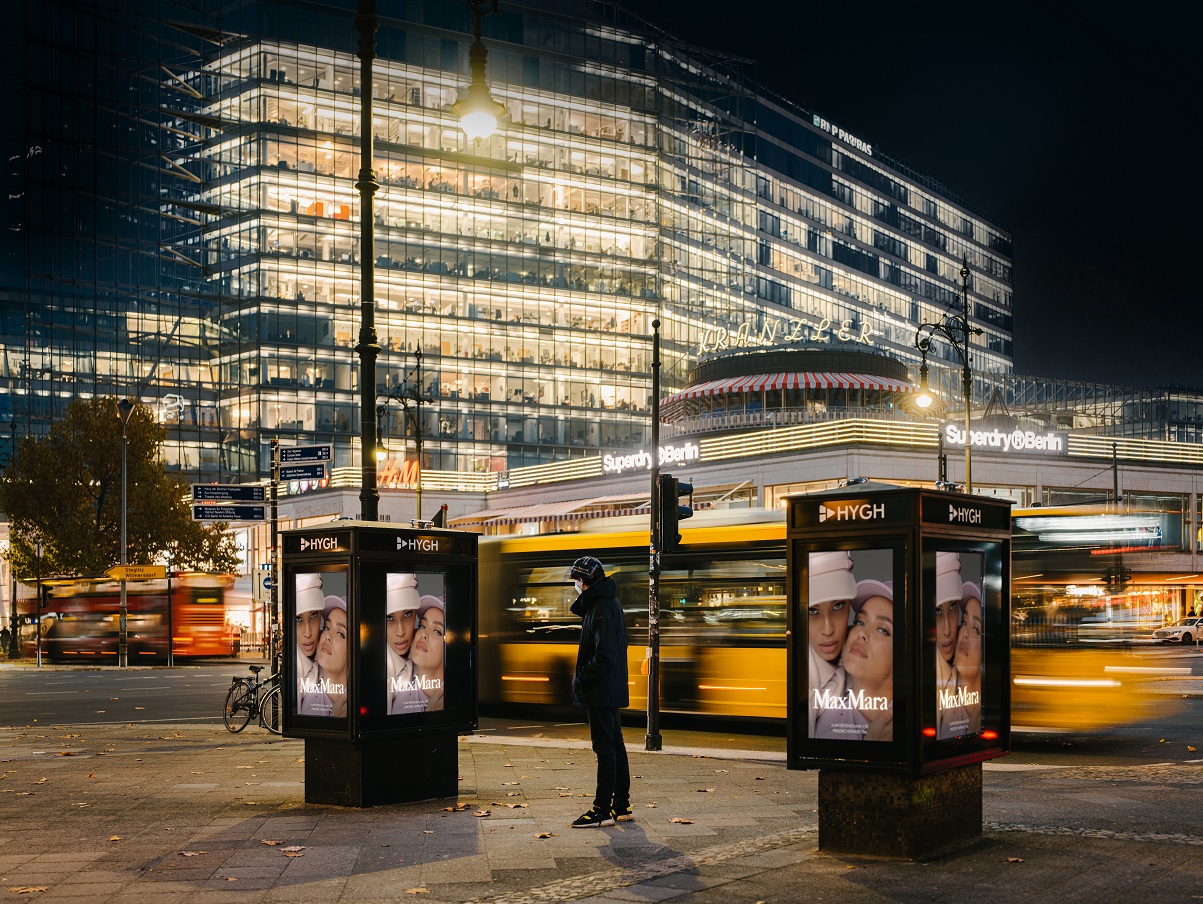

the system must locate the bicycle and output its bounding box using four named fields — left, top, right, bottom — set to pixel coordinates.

left=223, top=664, right=282, bottom=734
